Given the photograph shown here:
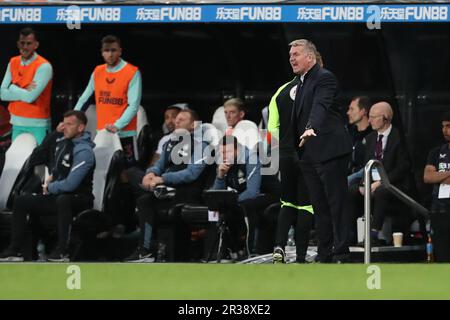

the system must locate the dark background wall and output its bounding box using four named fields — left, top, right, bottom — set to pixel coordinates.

left=1, top=22, right=449, bottom=202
